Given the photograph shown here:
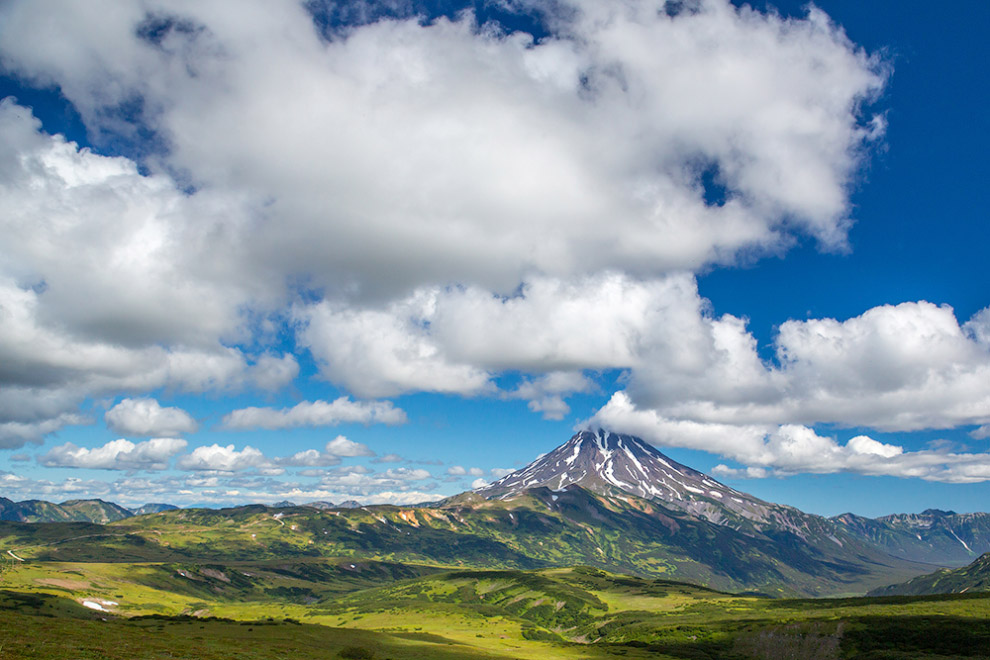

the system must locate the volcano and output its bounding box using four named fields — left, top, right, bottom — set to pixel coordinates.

left=479, top=429, right=779, bottom=531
